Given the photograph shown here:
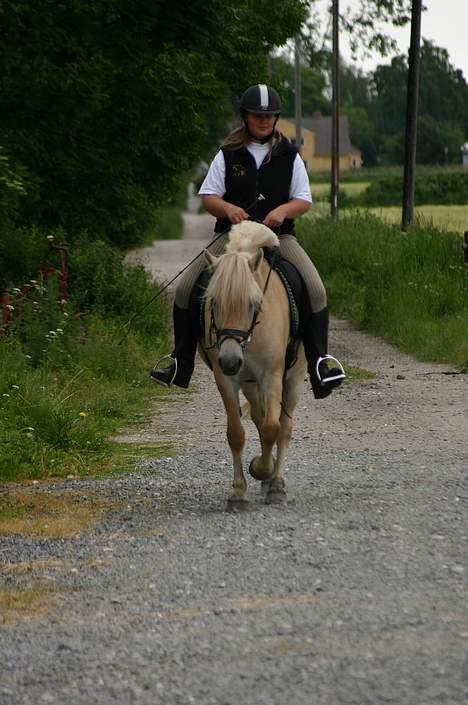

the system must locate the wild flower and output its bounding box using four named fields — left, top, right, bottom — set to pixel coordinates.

left=78, top=411, right=87, bottom=418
